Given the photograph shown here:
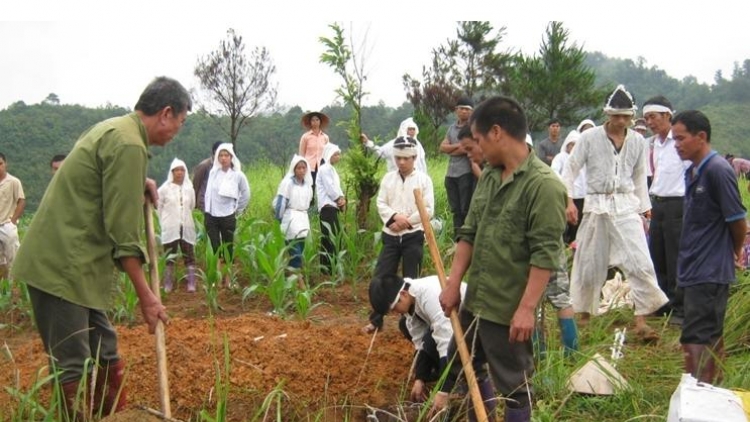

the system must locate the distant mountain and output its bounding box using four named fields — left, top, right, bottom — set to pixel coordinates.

left=2, top=52, right=749, bottom=211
